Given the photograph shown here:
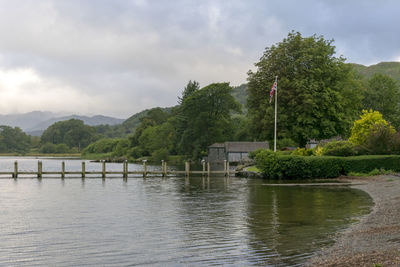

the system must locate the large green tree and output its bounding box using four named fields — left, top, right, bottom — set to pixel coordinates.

left=41, top=119, right=98, bottom=151
left=178, top=82, right=241, bottom=158
left=247, top=32, right=362, bottom=146
left=362, top=73, right=400, bottom=127
left=0, top=126, right=31, bottom=153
